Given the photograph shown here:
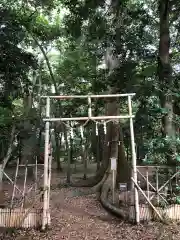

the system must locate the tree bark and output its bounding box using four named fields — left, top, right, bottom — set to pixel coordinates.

left=21, top=91, right=35, bottom=177
left=117, top=124, right=131, bottom=188
left=158, top=0, right=175, bottom=164
left=98, top=96, right=130, bottom=218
